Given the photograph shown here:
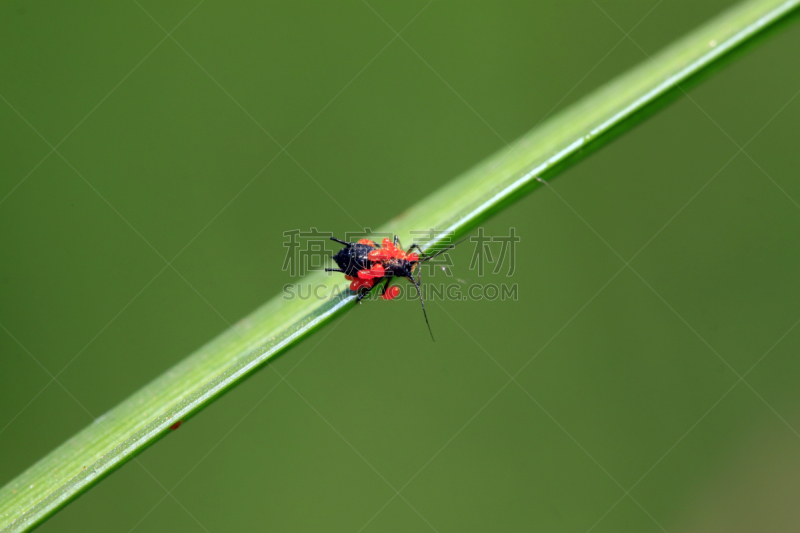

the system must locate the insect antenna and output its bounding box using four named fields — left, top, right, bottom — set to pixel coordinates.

left=407, top=275, right=434, bottom=341
left=419, top=237, right=469, bottom=262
